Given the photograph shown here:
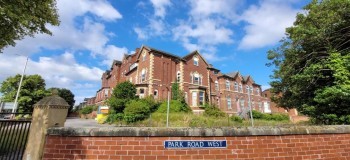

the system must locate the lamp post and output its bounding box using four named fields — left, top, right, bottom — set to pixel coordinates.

left=12, top=56, right=29, bottom=113
left=247, top=87, right=254, bottom=127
